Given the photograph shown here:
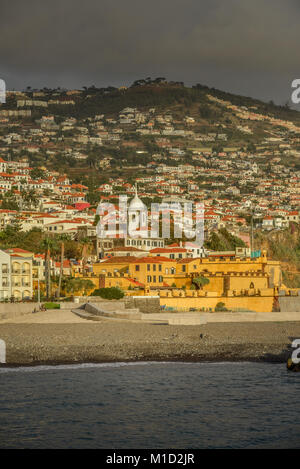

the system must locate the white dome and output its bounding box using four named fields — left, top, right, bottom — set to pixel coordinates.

left=96, top=199, right=109, bottom=215
left=129, top=187, right=146, bottom=211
